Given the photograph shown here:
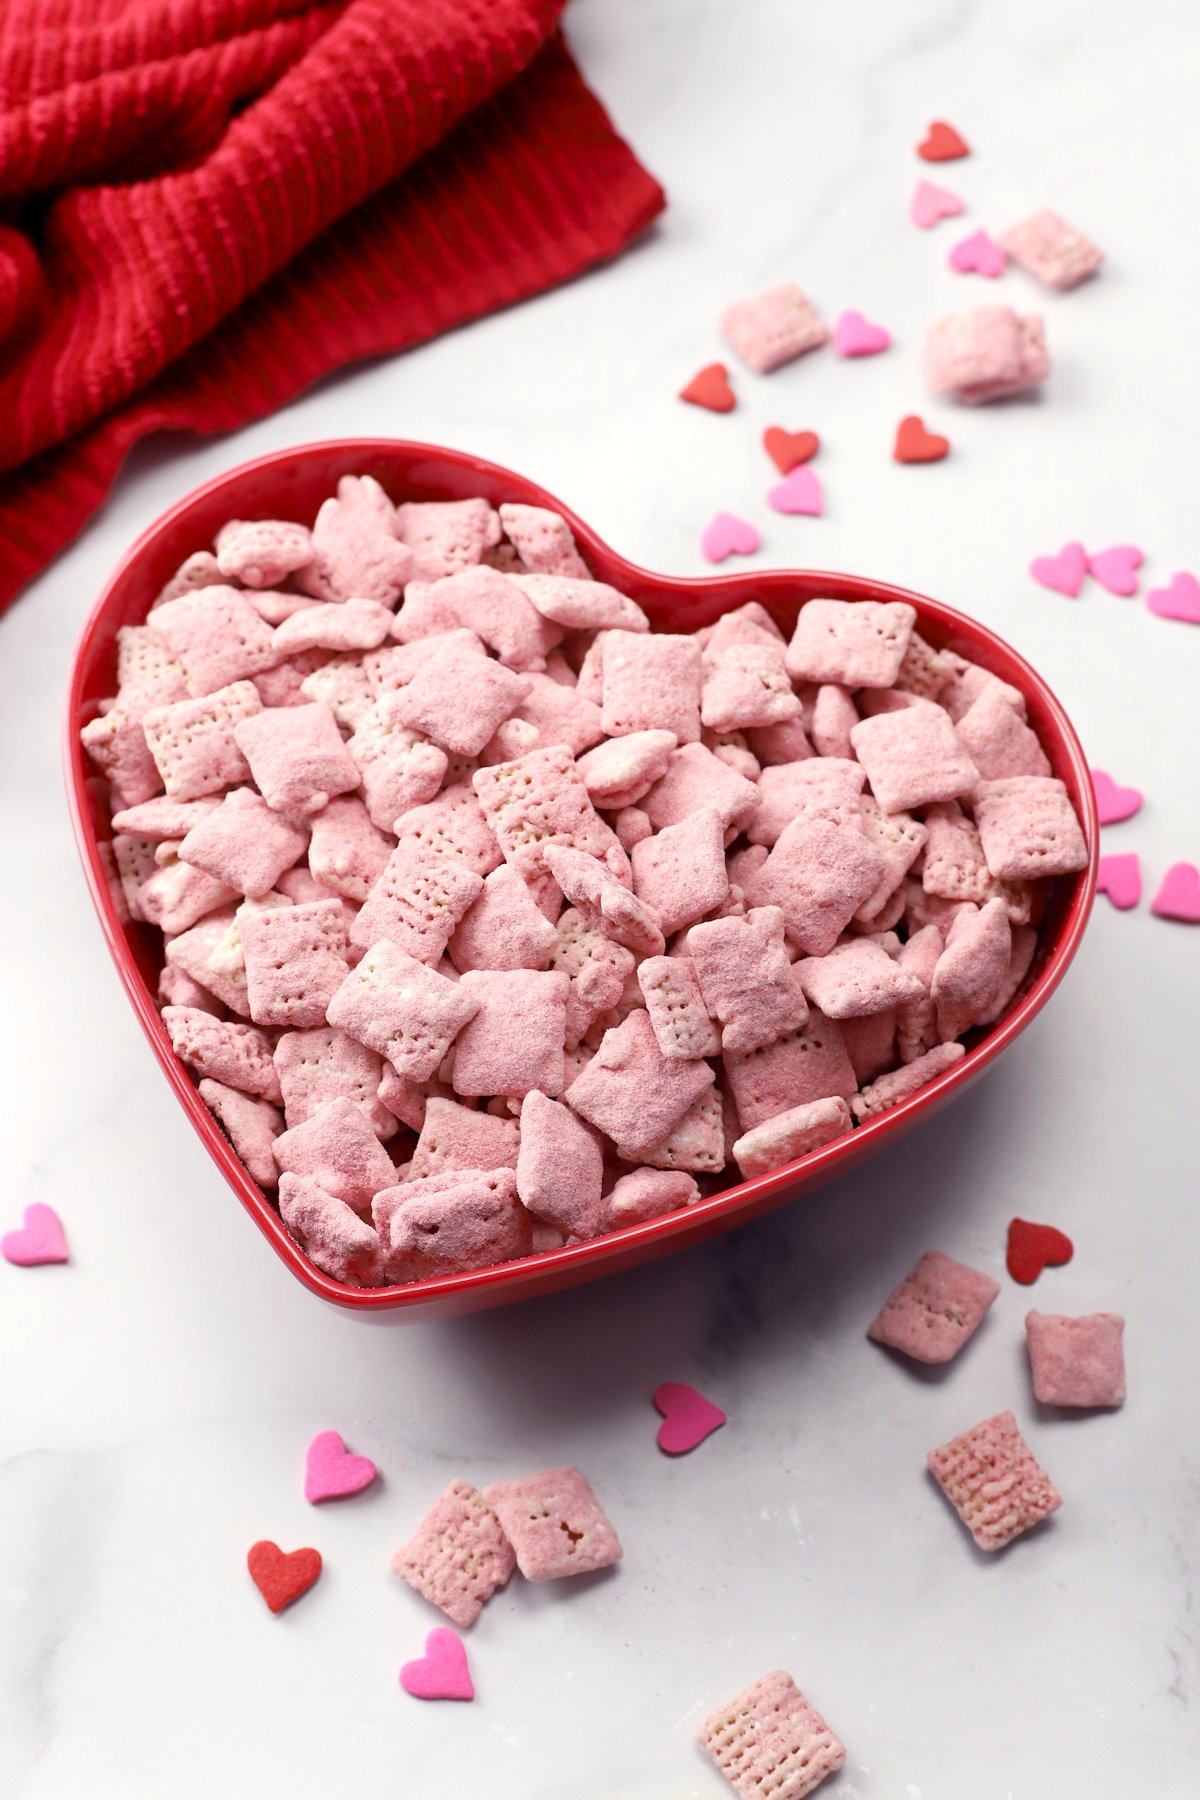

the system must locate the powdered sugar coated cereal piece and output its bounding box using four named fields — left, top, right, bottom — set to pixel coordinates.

left=637, top=956, right=721, bottom=1059
left=868, top=1250, right=1000, bottom=1364
left=304, top=796, right=390, bottom=904
left=850, top=1040, right=965, bottom=1122
left=80, top=707, right=162, bottom=807
left=632, top=1085, right=725, bottom=1173
left=394, top=568, right=561, bottom=671
left=544, top=844, right=664, bottom=957
left=512, top=671, right=604, bottom=755
left=198, top=1079, right=283, bottom=1188
left=346, top=704, right=449, bottom=832
left=157, top=962, right=222, bottom=1014
left=298, top=474, right=411, bottom=604
left=701, top=643, right=801, bottom=733
left=111, top=796, right=219, bottom=841
left=392, top=786, right=502, bottom=879
left=497, top=503, right=589, bottom=579
left=511, top=572, right=648, bottom=634
left=373, top=1166, right=532, bottom=1282
left=149, top=587, right=277, bottom=697
left=1025, top=1311, right=1125, bottom=1407
left=274, top=1027, right=394, bottom=1137
left=376, top=1066, right=451, bottom=1133
left=272, top=597, right=393, bottom=658
left=273, top=1096, right=397, bottom=1216
left=978, top=923, right=1038, bottom=1027
left=482, top=1467, right=621, bottom=1581
left=723, top=1008, right=857, bottom=1133
left=232, top=702, right=358, bottom=816
left=408, top=1097, right=519, bottom=1181
left=894, top=630, right=955, bottom=700
left=954, top=687, right=1051, bottom=782
left=152, top=550, right=224, bottom=609
left=939, top=656, right=1026, bottom=724
left=548, top=908, right=636, bottom=1049
left=278, top=1173, right=382, bottom=1286
left=394, top=498, right=502, bottom=582
left=161, top=1006, right=282, bottom=1101
left=643, top=742, right=760, bottom=835
left=240, top=900, right=350, bottom=1029
left=215, top=518, right=313, bottom=588
left=720, top=281, right=829, bottom=373
left=350, top=840, right=483, bottom=964
left=850, top=707, right=979, bottom=814
left=751, top=817, right=887, bottom=956
left=688, top=907, right=807, bottom=1053
left=924, top=304, right=1050, bottom=404
left=732, top=1096, right=851, bottom=1178
left=177, top=788, right=308, bottom=897
left=973, top=777, right=1088, bottom=882
left=451, top=969, right=569, bottom=1099
left=326, top=941, right=480, bottom=1080
left=786, top=599, right=916, bottom=688
left=447, top=865, right=558, bottom=973
left=795, top=939, right=925, bottom=1019
left=855, top=801, right=928, bottom=922
left=699, top=1669, right=845, bottom=1800
left=385, top=632, right=531, bottom=757
left=602, top=1166, right=698, bottom=1228
left=998, top=209, right=1103, bottom=291
left=703, top=603, right=785, bottom=655
left=515, top=1090, right=606, bottom=1238
left=614, top=806, right=653, bottom=853
left=115, top=623, right=190, bottom=707
left=809, top=685, right=858, bottom=759
left=632, top=808, right=728, bottom=937
left=928, top=1410, right=1062, bottom=1551
left=138, top=857, right=237, bottom=935
left=473, top=746, right=625, bottom=897
left=930, top=897, right=1012, bottom=1039
left=746, top=759, right=864, bottom=847
left=895, top=923, right=942, bottom=1063
left=390, top=1478, right=515, bottom=1627
left=300, top=655, right=375, bottom=730
left=565, top=1009, right=714, bottom=1155
left=243, top=589, right=324, bottom=627
left=252, top=649, right=331, bottom=711
left=922, top=801, right=993, bottom=902
left=576, top=730, right=677, bottom=806
left=601, top=631, right=702, bottom=745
